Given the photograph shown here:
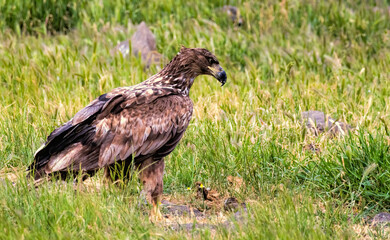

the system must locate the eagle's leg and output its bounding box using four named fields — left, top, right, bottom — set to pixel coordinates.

left=137, top=157, right=165, bottom=221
